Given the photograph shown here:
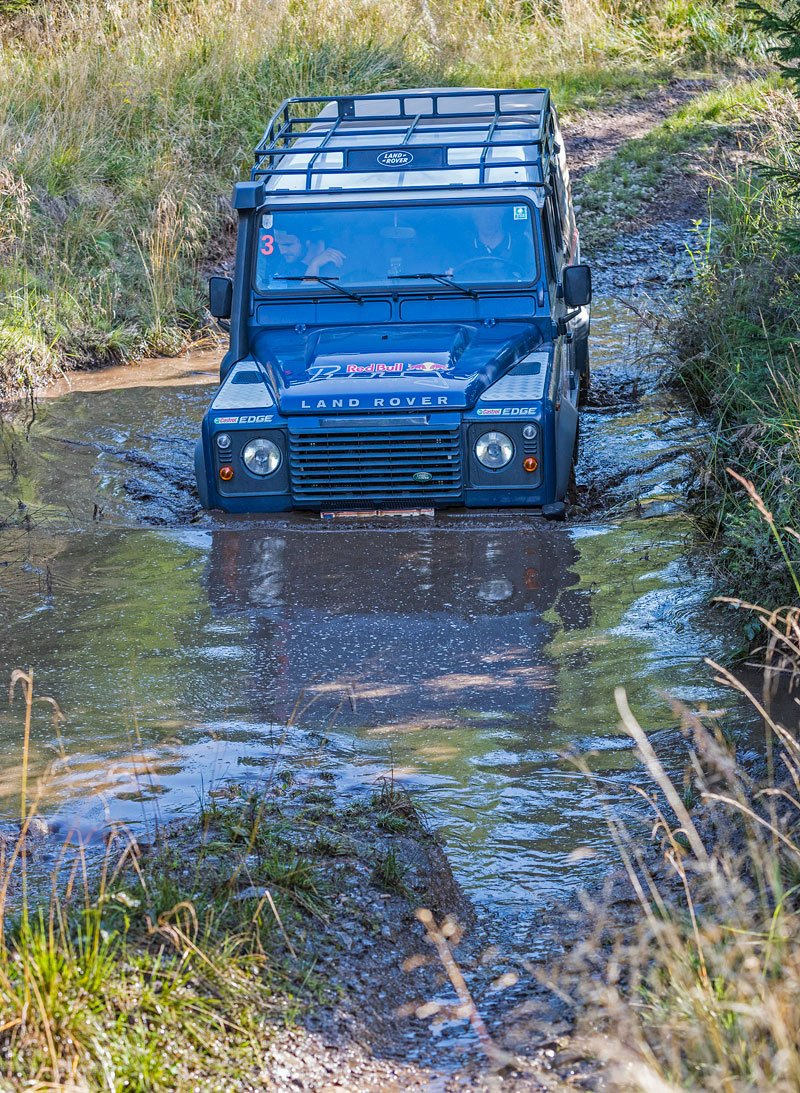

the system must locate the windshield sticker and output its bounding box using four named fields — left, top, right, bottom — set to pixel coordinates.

left=261, top=213, right=273, bottom=229
left=260, top=233, right=274, bottom=256
left=513, top=206, right=528, bottom=220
